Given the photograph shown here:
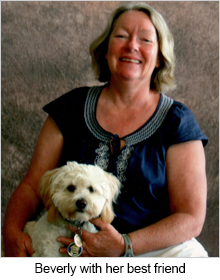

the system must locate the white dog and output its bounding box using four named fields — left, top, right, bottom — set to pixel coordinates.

left=23, top=161, right=121, bottom=257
